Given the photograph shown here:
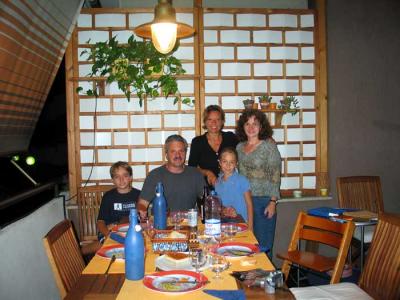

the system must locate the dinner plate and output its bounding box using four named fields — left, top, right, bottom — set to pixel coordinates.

left=221, top=222, right=248, bottom=232
left=155, top=254, right=211, bottom=271
left=211, top=242, right=260, bottom=259
left=112, top=223, right=129, bottom=234
left=143, top=270, right=208, bottom=294
left=96, top=245, right=125, bottom=261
